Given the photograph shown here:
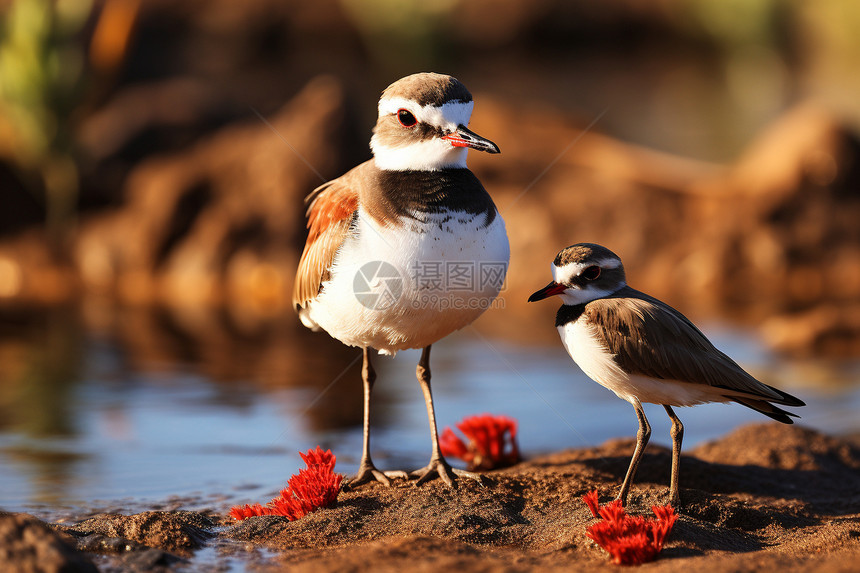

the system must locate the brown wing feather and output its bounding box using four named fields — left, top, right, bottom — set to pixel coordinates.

left=585, top=287, right=801, bottom=406
left=292, top=167, right=363, bottom=310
